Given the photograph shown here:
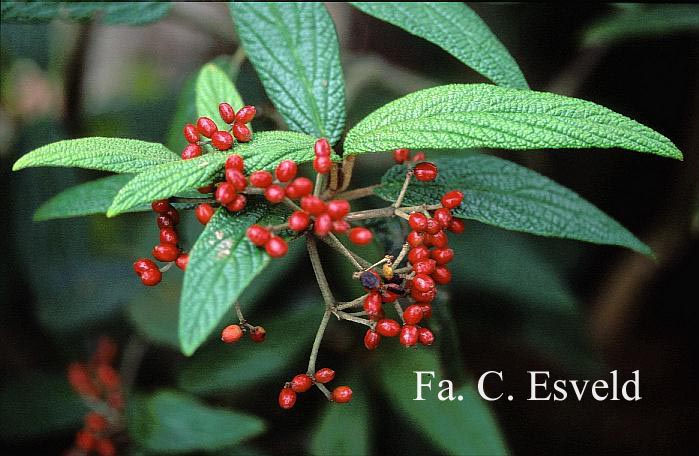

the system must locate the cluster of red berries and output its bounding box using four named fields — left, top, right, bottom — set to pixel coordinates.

left=220, top=322, right=266, bottom=344
left=66, top=337, right=123, bottom=456
left=181, top=103, right=255, bottom=159
left=393, top=147, right=426, bottom=165
left=278, top=368, right=352, bottom=409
